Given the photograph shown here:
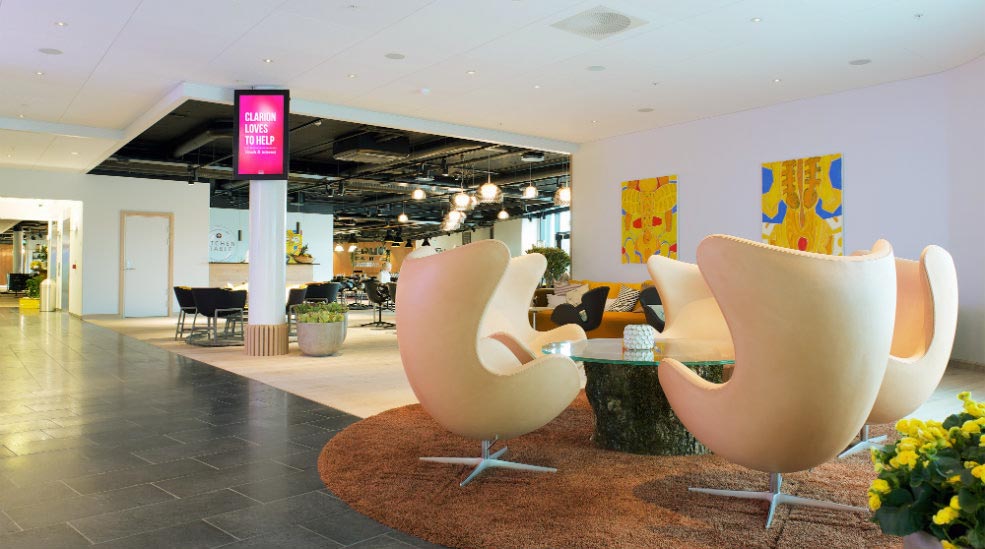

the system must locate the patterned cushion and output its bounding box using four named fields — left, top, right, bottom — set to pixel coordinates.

left=609, top=286, right=641, bottom=312
left=552, top=282, right=581, bottom=296
left=565, top=284, right=590, bottom=305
